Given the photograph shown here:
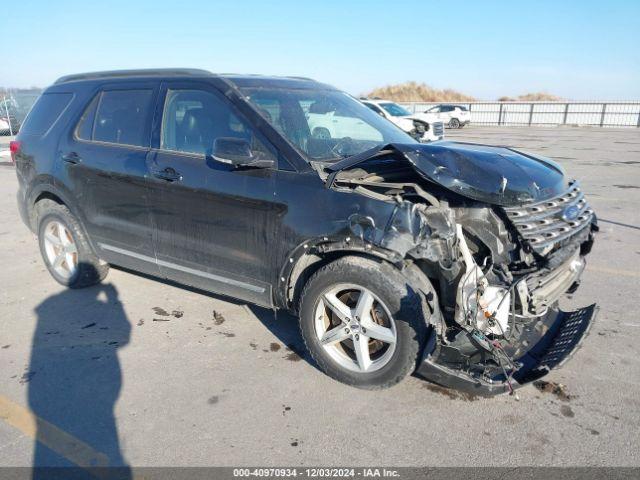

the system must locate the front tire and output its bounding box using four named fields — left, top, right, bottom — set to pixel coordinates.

left=37, top=200, right=109, bottom=288
left=299, top=256, right=426, bottom=389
